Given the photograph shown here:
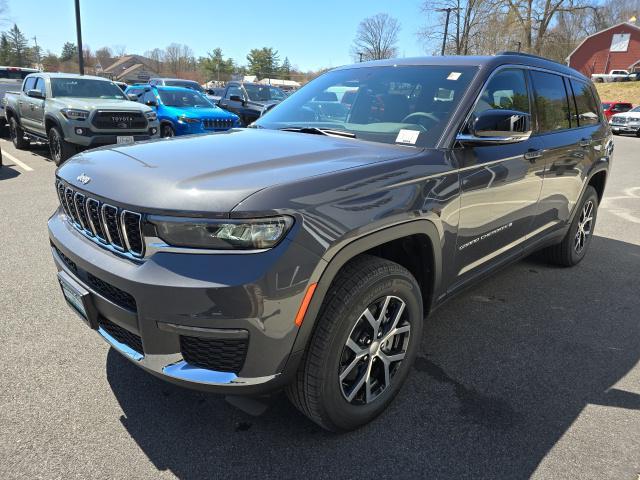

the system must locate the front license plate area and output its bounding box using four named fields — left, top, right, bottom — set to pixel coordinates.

left=58, top=271, right=98, bottom=329
left=116, top=136, right=134, bottom=144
